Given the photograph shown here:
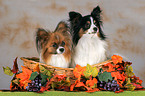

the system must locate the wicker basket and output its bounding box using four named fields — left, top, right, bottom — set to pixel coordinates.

left=20, top=57, right=112, bottom=83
